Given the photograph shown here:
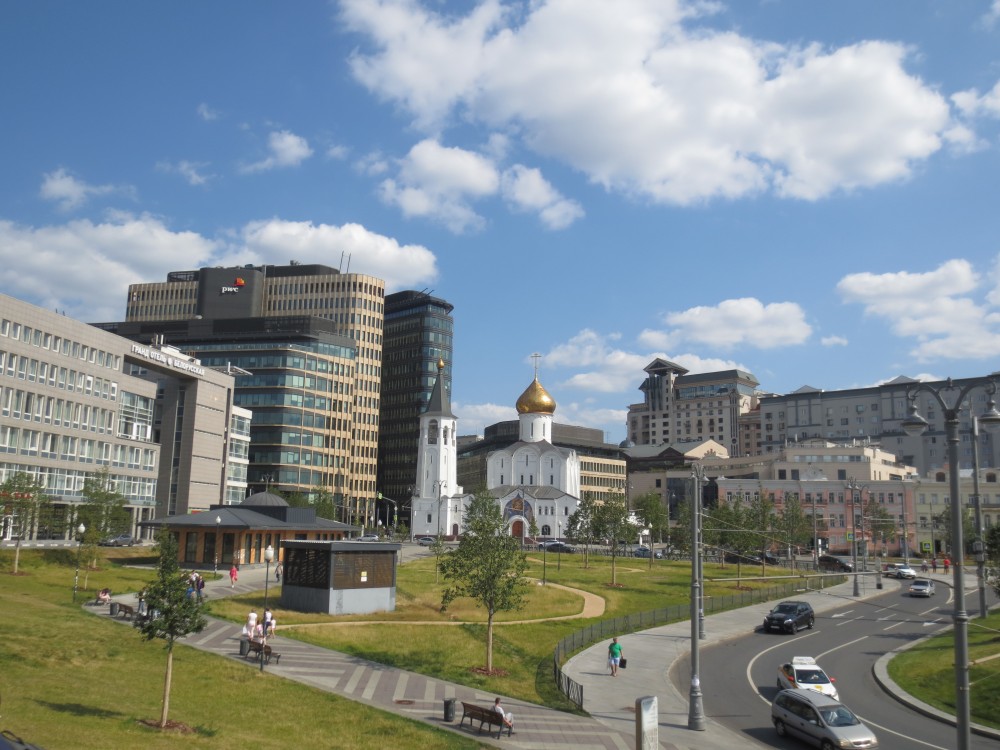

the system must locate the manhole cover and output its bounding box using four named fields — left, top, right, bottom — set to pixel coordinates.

left=395, top=699, right=415, bottom=705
